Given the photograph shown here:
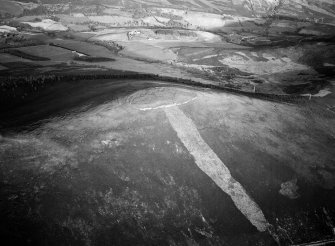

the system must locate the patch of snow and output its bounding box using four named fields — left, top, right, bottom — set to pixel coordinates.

left=154, top=16, right=170, bottom=23
left=203, top=54, right=218, bottom=59
left=219, top=53, right=309, bottom=75
left=0, top=25, right=17, bottom=33
left=23, top=19, right=68, bottom=31
left=101, top=140, right=112, bottom=146
left=184, top=12, right=225, bottom=29
left=302, top=88, right=332, bottom=98
left=173, top=62, right=215, bottom=73
left=196, top=31, right=221, bottom=42
left=279, top=179, right=300, bottom=199
left=298, top=28, right=325, bottom=36
left=313, top=89, right=332, bottom=97
left=120, top=42, right=177, bottom=62
left=72, top=51, right=86, bottom=57
left=159, top=8, right=187, bottom=16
